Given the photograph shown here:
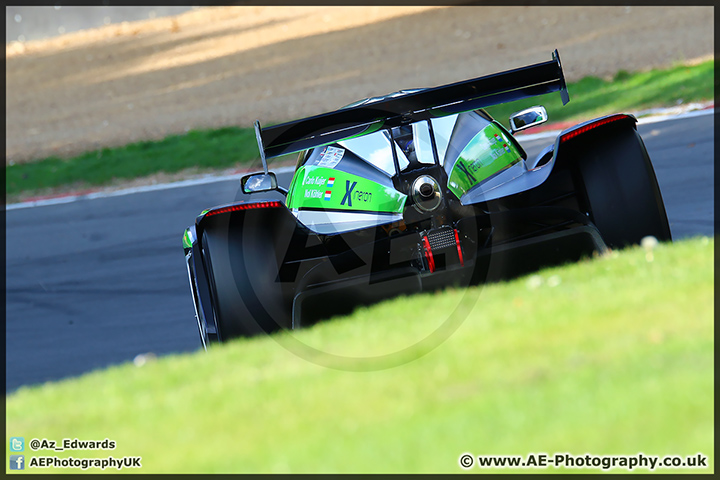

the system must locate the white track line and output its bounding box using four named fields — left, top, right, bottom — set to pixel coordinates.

left=7, top=166, right=296, bottom=211
left=6, top=107, right=713, bottom=211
